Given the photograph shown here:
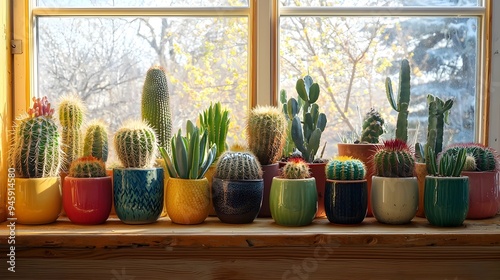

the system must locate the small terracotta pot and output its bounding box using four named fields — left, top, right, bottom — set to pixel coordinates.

left=463, top=171, right=499, bottom=219
left=14, top=177, right=61, bottom=225
left=415, top=163, right=427, bottom=217
left=166, top=177, right=210, bottom=225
